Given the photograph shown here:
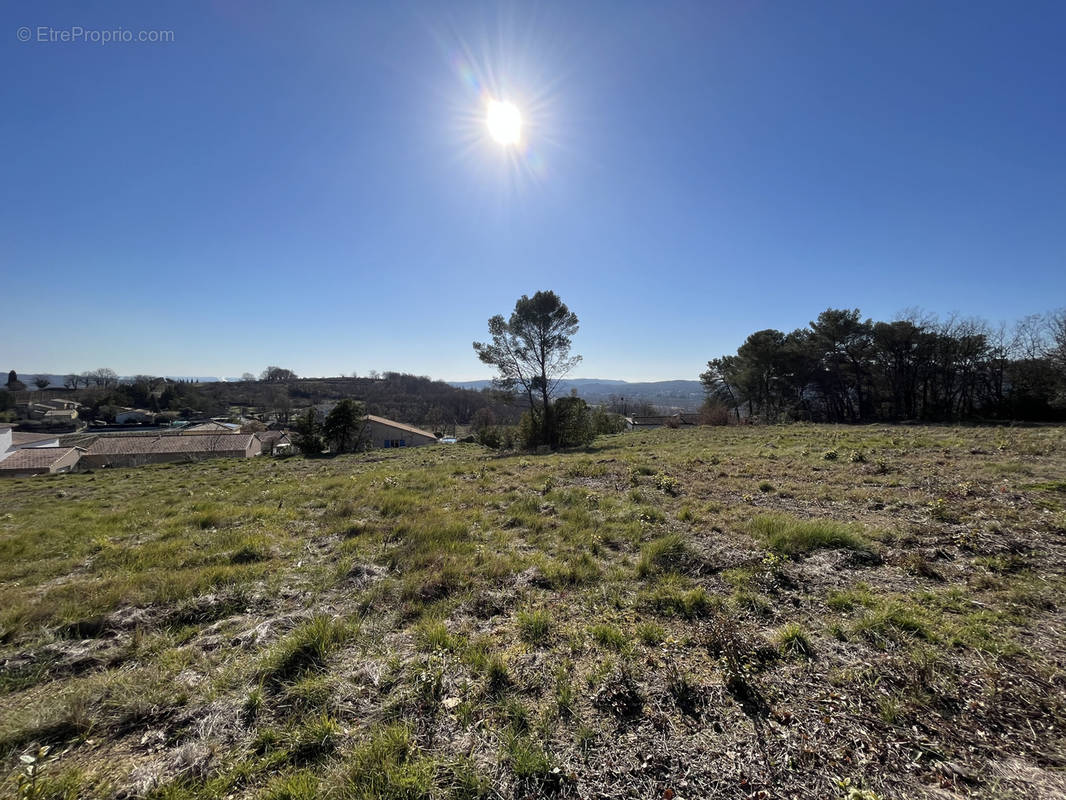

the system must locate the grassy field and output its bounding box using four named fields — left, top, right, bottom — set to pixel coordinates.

left=2, top=425, right=1066, bottom=799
